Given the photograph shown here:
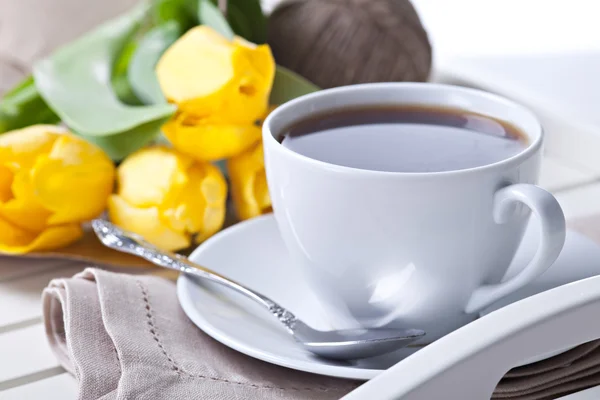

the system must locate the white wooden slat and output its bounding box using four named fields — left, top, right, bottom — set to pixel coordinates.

left=539, top=158, right=598, bottom=193
left=0, top=265, right=85, bottom=329
left=0, top=258, right=76, bottom=282
left=0, top=324, right=60, bottom=383
left=2, top=378, right=582, bottom=399
left=0, top=373, right=77, bottom=400
left=0, top=356, right=593, bottom=400
left=556, top=182, right=600, bottom=220
left=0, top=376, right=594, bottom=400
